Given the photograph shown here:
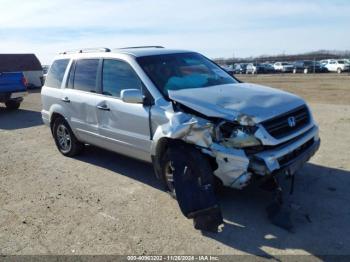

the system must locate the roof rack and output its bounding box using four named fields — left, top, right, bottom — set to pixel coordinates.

left=116, top=46, right=164, bottom=50
left=59, top=47, right=111, bottom=55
